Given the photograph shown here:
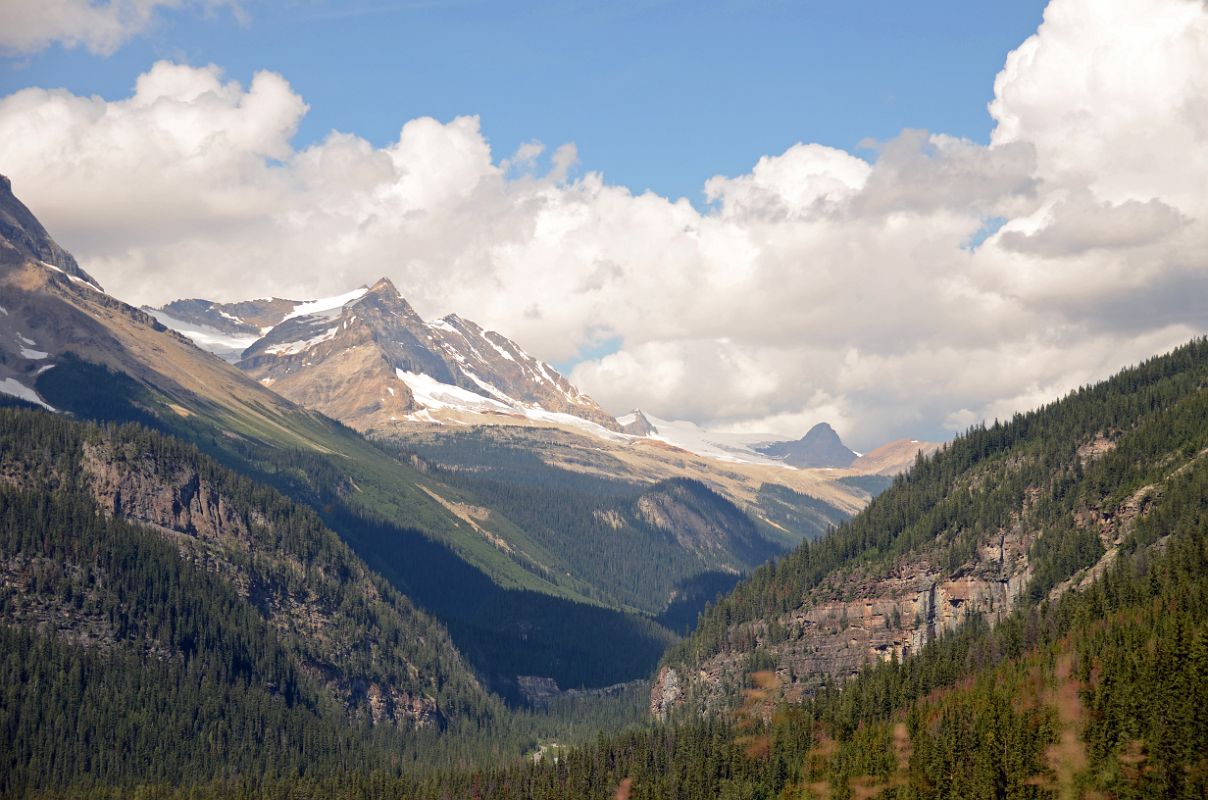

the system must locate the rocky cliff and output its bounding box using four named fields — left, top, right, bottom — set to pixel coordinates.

left=654, top=341, right=1208, bottom=720
left=0, top=411, right=496, bottom=729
